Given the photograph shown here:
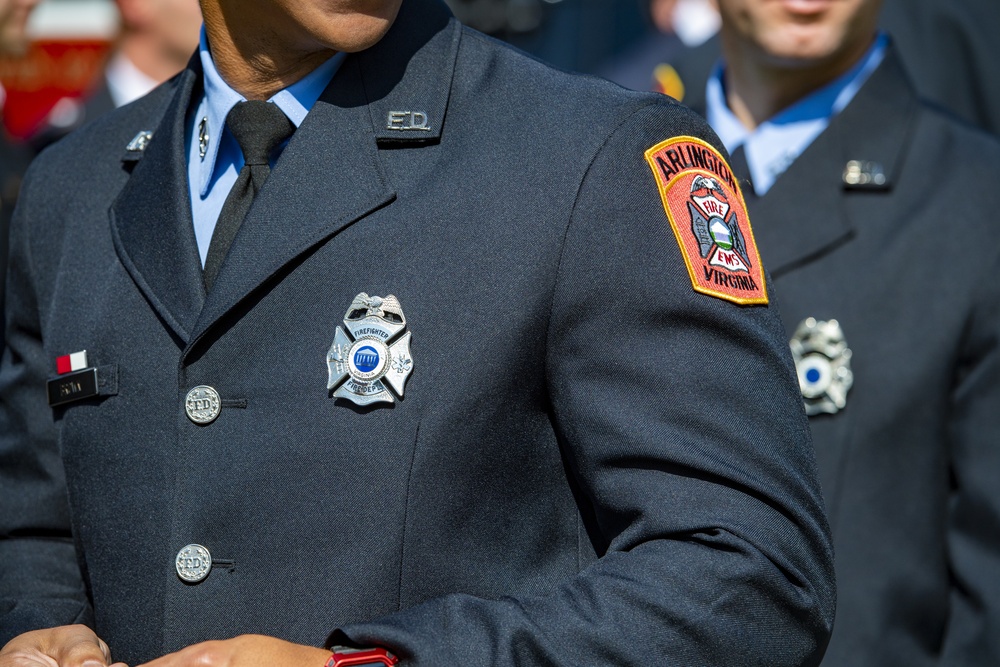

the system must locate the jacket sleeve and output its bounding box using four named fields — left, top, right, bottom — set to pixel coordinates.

left=332, top=102, right=836, bottom=665
left=0, top=163, right=93, bottom=645
left=940, top=247, right=1000, bottom=664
